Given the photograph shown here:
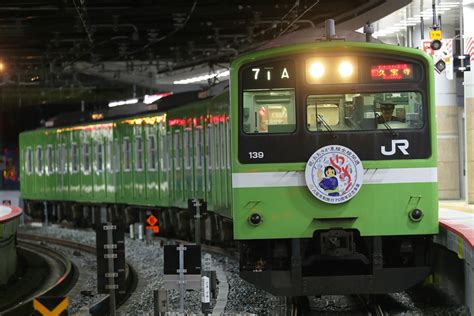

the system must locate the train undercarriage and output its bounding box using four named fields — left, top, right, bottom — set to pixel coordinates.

left=240, top=229, right=433, bottom=295
left=22, top=200, right=234, bottom=245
